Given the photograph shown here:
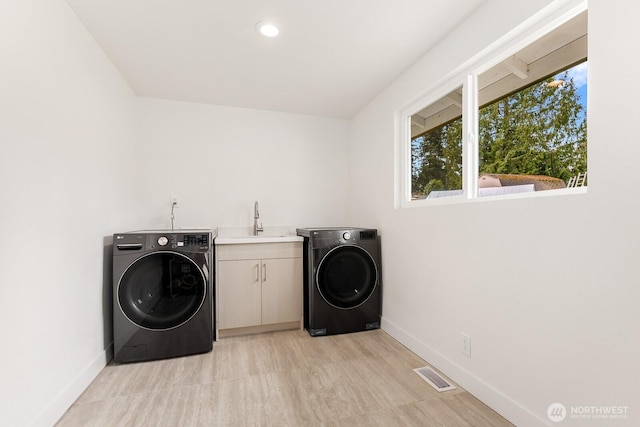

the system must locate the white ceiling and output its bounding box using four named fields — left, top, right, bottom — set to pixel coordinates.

left=64, top=0, right=486, bottom=118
